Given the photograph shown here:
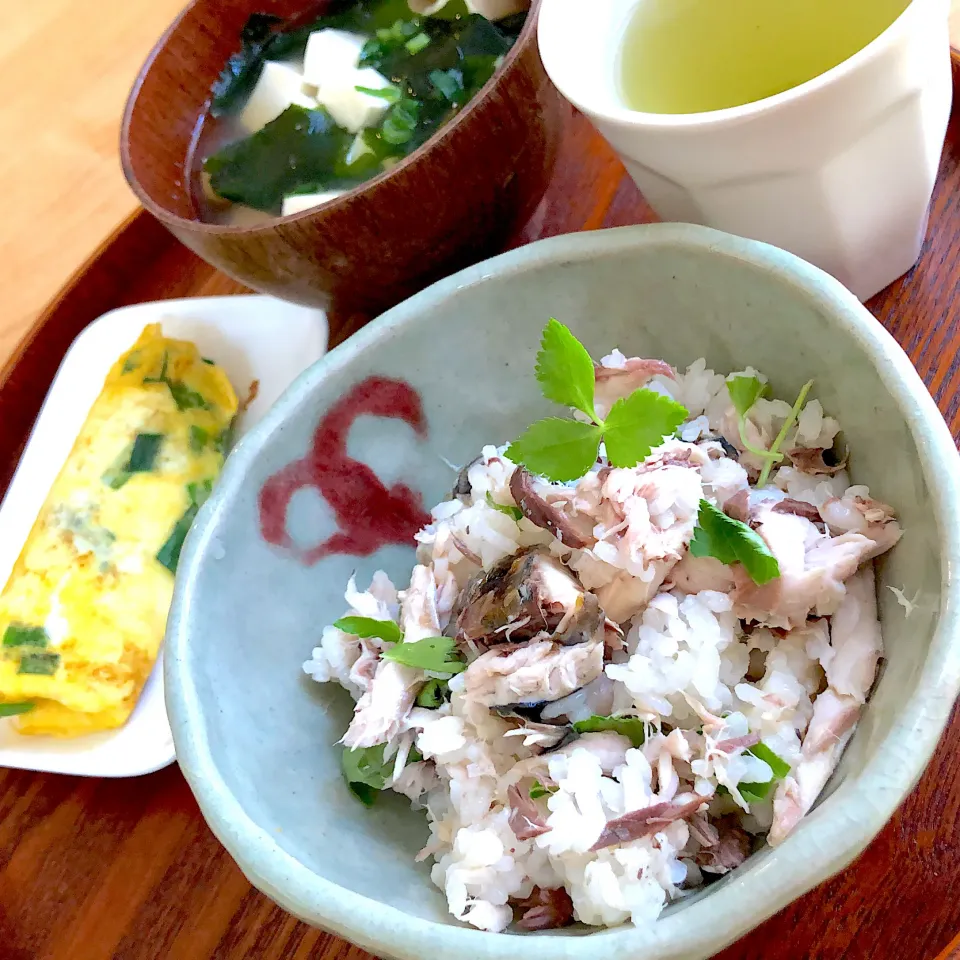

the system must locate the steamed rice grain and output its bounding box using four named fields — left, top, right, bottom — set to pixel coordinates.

left=303, top=349, right=901, bottom=933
